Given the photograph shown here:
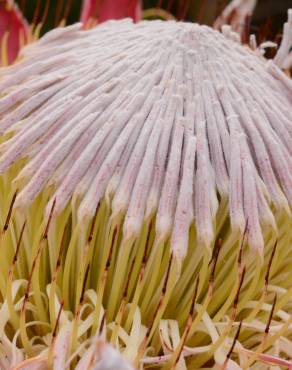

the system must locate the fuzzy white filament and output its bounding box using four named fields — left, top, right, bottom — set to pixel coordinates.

left=0, top=19, right=291, bottom=370
left=0, top=19, right=291, bottom=255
